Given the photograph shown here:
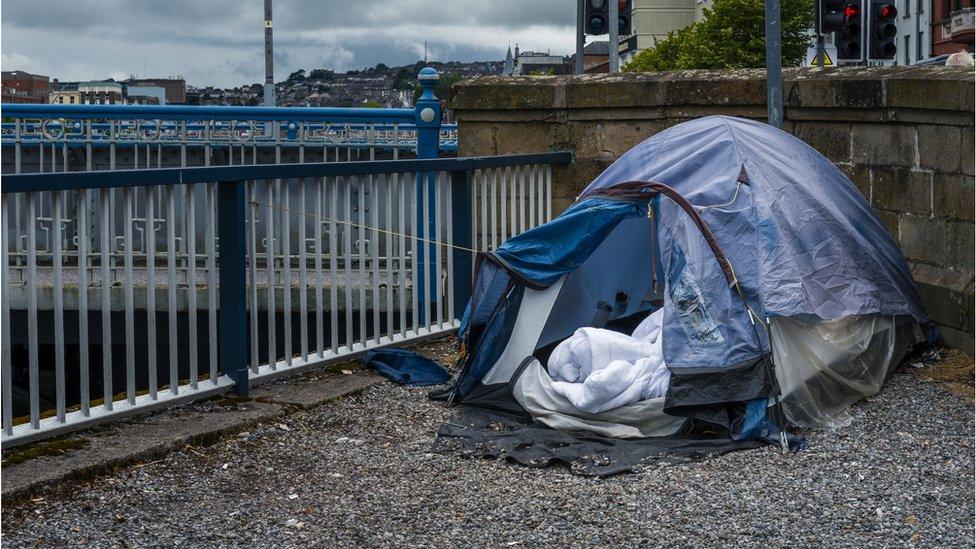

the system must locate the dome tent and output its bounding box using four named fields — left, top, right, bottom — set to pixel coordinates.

left=440, top=115, right=932, bottom=442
